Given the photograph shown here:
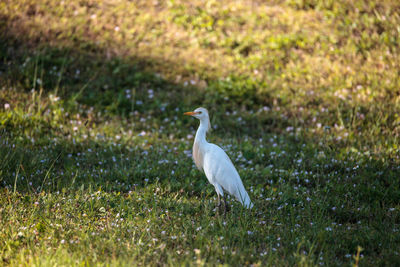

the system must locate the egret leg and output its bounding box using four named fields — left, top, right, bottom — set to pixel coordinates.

left=223, top=194, right=230, bottom=214
left=216, top=194, right=222, bottom=214
left=214, top=185, right=224, bottom=215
